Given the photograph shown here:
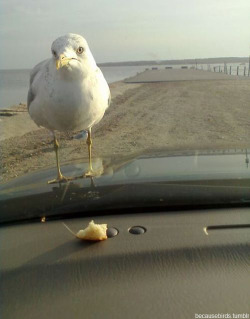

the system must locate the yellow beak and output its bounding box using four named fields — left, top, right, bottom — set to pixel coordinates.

left=56, top=54, right=72, bottom=70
